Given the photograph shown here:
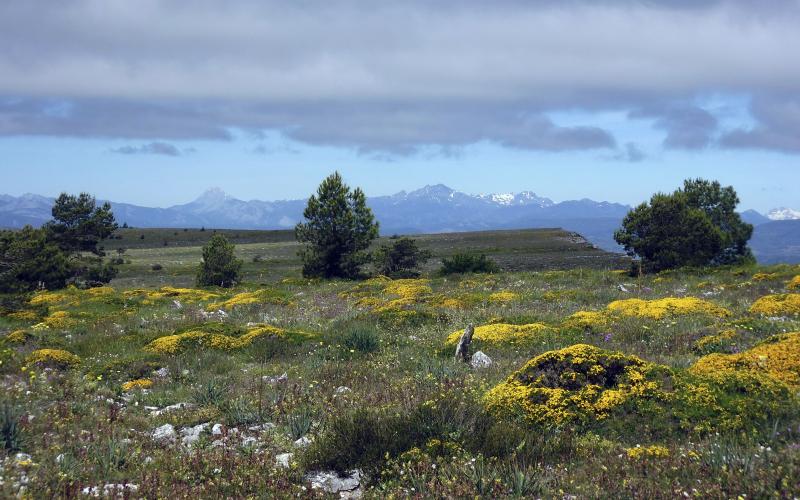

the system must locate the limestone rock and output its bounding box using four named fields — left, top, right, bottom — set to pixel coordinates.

left=180, top=423, right=210, bottom=447
left=293, top=436, right=311, bottom=448
left=470, top=351, right=493, bottom=369
left=275, top=452, right=294, bottom=468
left=152, top=424, right=176, bottom=443
left=306, top=470, right=362, bottom=497
left=263, top=372, right=288, bottom=385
